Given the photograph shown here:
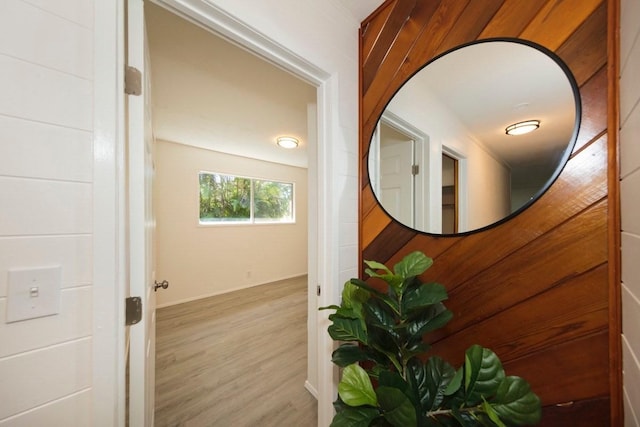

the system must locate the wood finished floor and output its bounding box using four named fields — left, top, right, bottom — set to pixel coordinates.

left=154, top=276, right=318, bottom=426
